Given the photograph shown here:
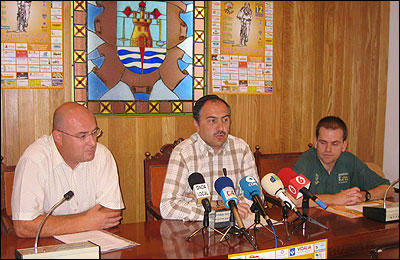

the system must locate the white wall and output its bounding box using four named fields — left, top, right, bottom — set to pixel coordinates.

left=383, top=2, right=399, bottom=184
